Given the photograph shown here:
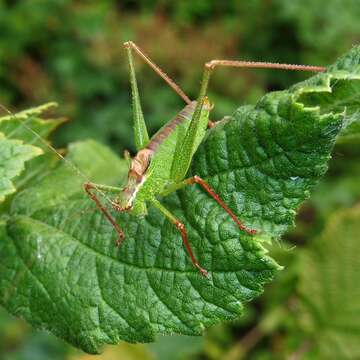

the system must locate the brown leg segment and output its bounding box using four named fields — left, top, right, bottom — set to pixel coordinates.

left=175, top=221, right=209, bottom=278
left=186, top=176, right=257, bottom=235
left=123, top=41, right=192, bottom=105
left=83, top=182, right=125, bottom=246
left=150, top=198, right=208, bottom=277
left=123, top=41, right=216, bottom=129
